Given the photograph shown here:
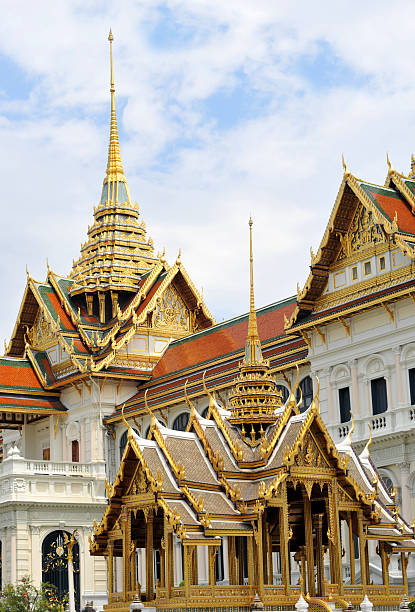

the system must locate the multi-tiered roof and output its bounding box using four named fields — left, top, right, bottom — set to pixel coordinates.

left=70, top=31, right=157, bottom=322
